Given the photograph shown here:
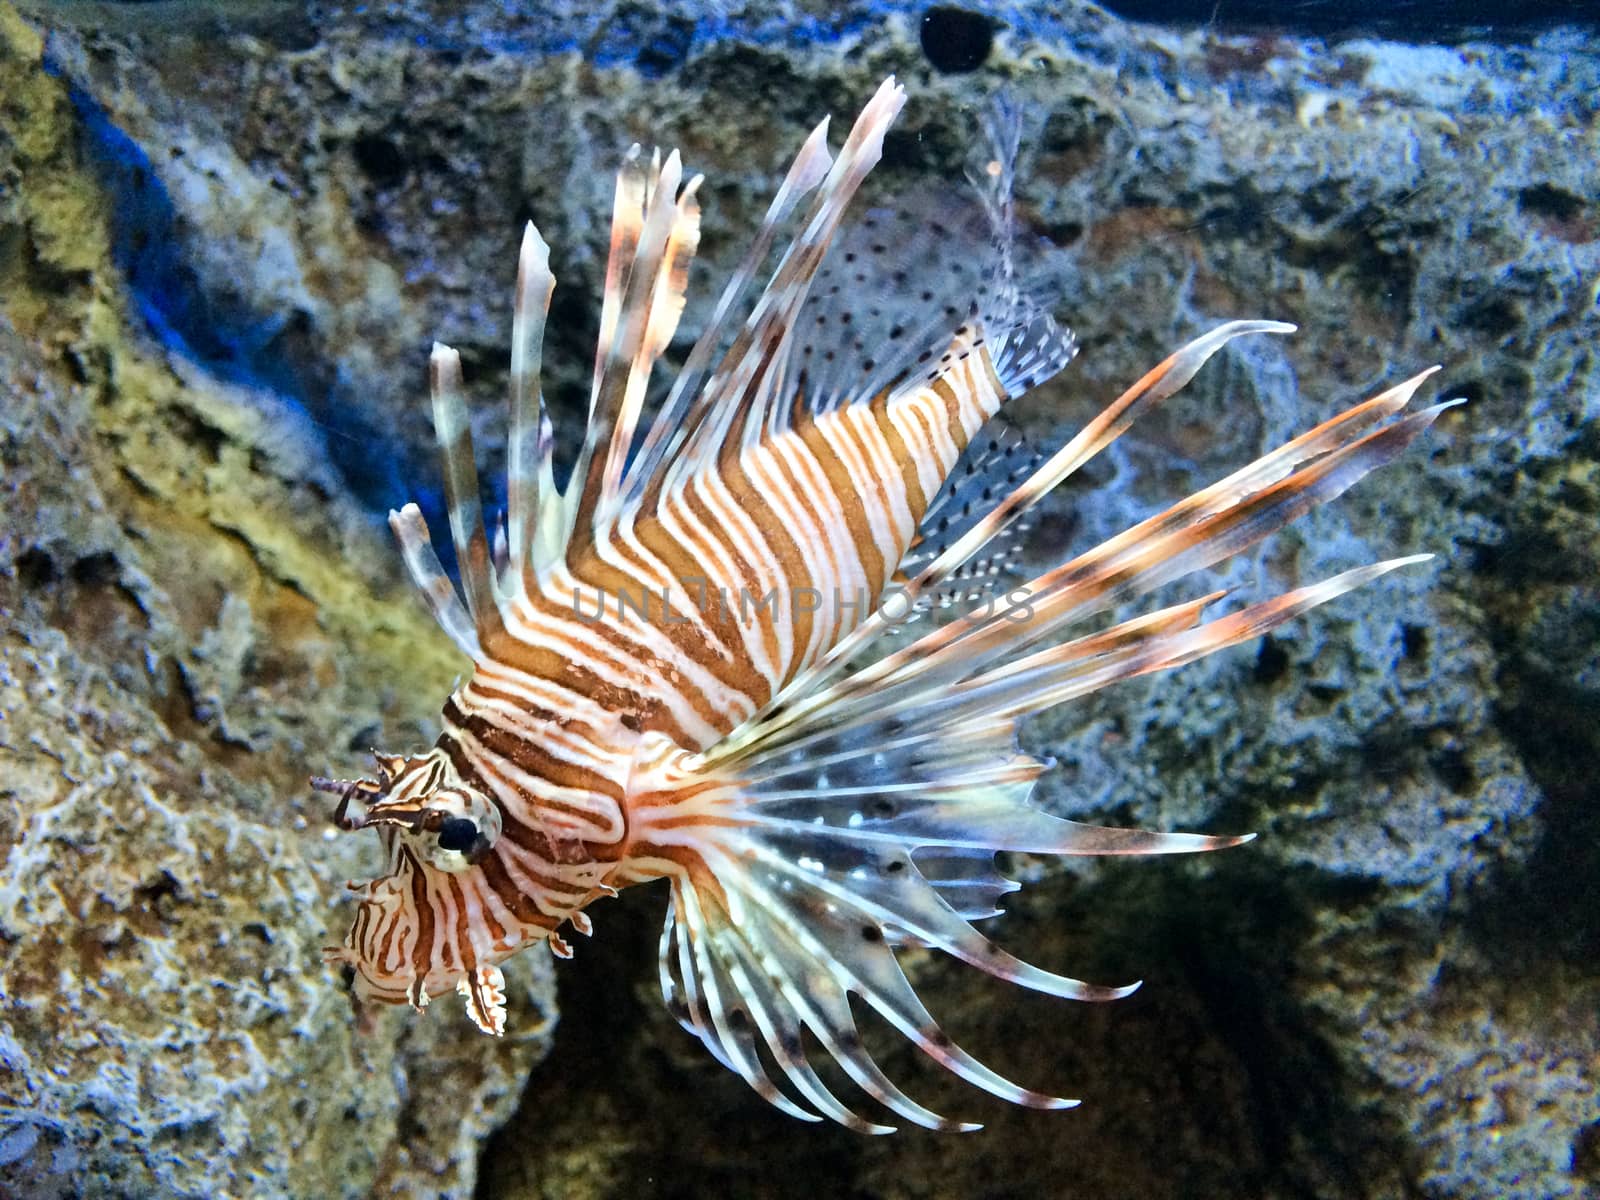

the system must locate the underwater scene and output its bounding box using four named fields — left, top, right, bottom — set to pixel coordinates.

left=1, top=1, right=1596, bottom=1197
